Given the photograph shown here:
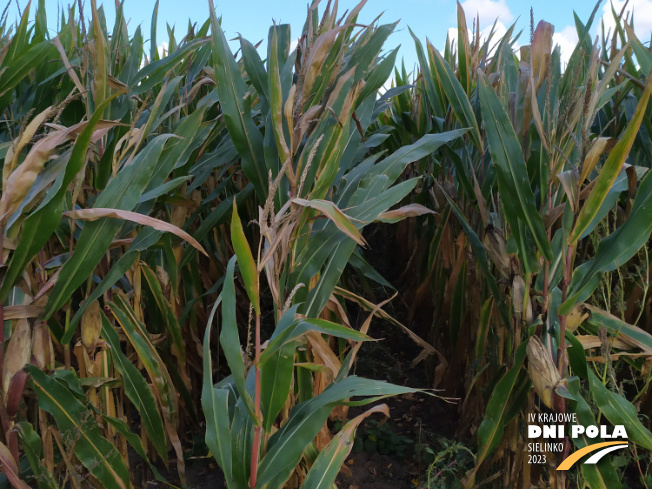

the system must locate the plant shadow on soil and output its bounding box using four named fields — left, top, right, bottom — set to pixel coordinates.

left=333, top=221, right=465, bottom=489
left=333, top=323, right=463, bottom=489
